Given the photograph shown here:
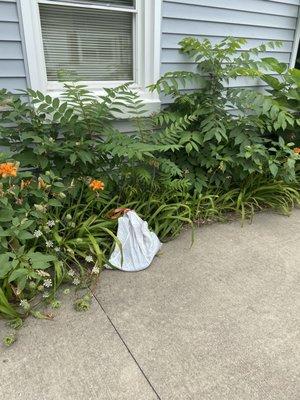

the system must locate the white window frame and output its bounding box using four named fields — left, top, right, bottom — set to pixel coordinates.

left=18, top=0, right=162, bottom=110
left=290, top=6, right=300, bottom=67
